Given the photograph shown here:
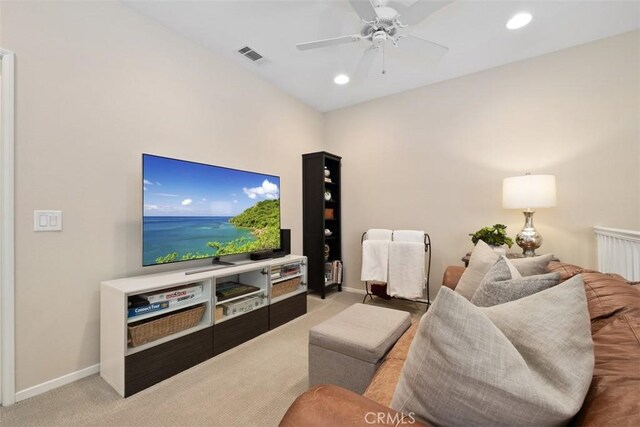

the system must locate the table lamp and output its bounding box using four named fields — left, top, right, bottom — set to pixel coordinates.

left=502, top=174, right=556, bottom=257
